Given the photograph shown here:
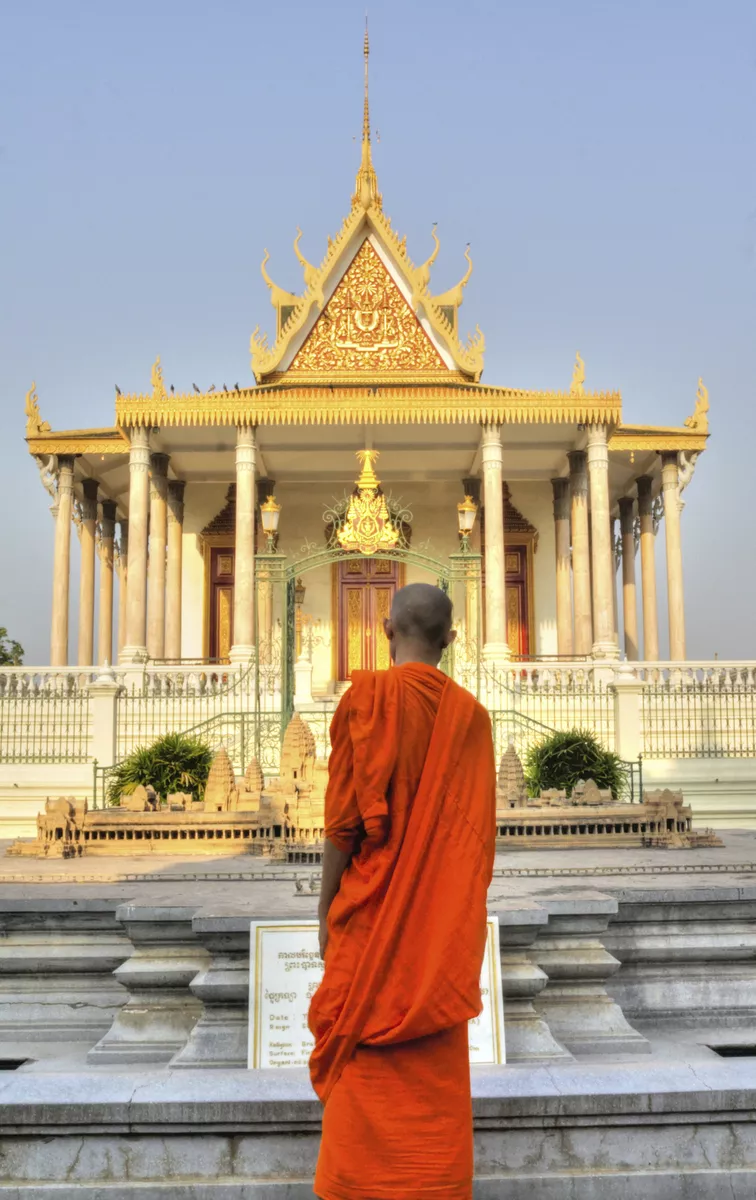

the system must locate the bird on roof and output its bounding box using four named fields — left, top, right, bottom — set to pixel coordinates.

left=193, top=384, right=200, bottom=394
left=115, top=385, right=121, bottom=395
left=222, top=383, right=228, bottom=392
left=208, top=384, right=216, bottom=393
left=234, top=383, right=241, bottom=392
left=170, top=384, right=175, bottom=394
